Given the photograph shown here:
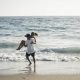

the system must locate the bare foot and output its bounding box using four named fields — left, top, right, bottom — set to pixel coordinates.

left=16, top=48, right=20, bottom=50
left=28, top=63, right=32, bottom=66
